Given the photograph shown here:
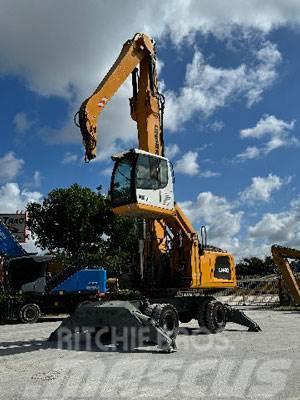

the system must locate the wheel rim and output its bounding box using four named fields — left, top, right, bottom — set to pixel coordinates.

left=21, top=305, right=39, bottom=322
left=25, top=308, right=35, bottom=321
left=24, top=307, right=36, bottom=321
